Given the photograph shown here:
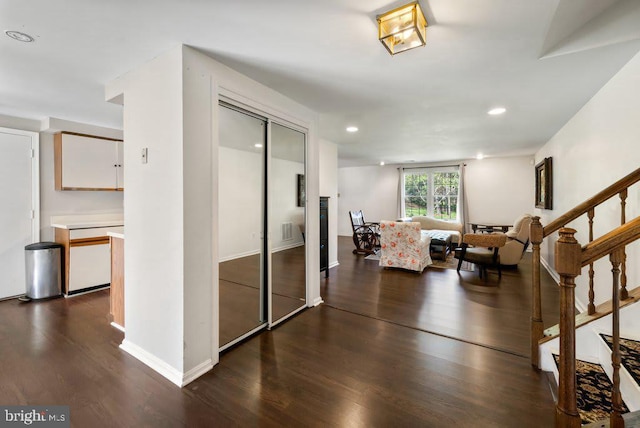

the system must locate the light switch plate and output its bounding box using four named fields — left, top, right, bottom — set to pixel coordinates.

left=141, top=148, right=148, bottom=164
